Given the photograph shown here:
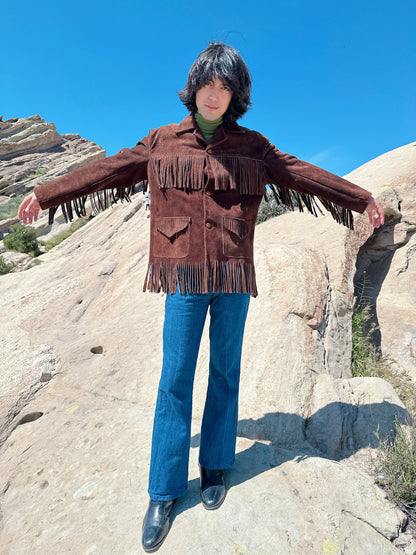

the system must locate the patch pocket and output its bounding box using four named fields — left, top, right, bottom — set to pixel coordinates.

left=222, top=216, right=250, bottom=258
left=154, top=217, right=191, bottom=258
